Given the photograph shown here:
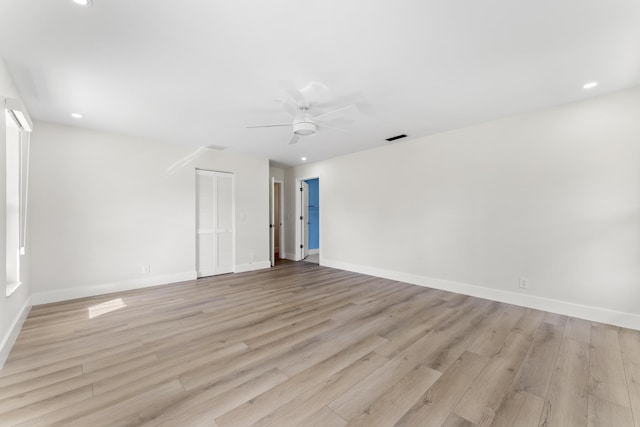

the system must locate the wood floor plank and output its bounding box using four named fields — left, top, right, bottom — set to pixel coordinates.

left=274, top=308, right=395, bottom=376
left=489, top=390, right=545, bottom=427
left=215, top=334, right=386, bottom=426
left=421, top=301, right=498, bottom=372
left=512, top=308, right=546, bottom=337
left=395, top=351, right=488, bottom=427
left=252, top=352, right=388, bottom=427
left=542, top=312, right=568, bottom=327
left=140, top=368, right=290, bottom=426
left=299, top=406, right=347, bottom=427
left=468, top=305, right=525, bottom=357
left=66, top=380, right=186, bottom=427
left=454, top=331, right=534, bottom=424
left=0, top=261, right=638, bottom=427
left=588, top=394, right=634, bottom=427
left=343, top=364, right=441, bottom=427
left=373, top=305, right=458, bottom=358
left=92, top=343, right=243, bottom=396
left=589, top=323, right=632, bottom=408
left=539, top=338, right=589, bottom=427
left=442, top=412, right=476, bottom=427
left=0, top=339, right=145, bottom=381
left=0, top=352, right=159, bottom=414
left=327, top=308, right=477, bottom=421
left=512, top=321, right=565, bottom=398
left=618, top=328, right=640, bottom=427
left=177, top=319, right=340, bottom=391
left=0, top=366, right=83, bottom=401
left=564, top=317, right=591, bottom=343
left=0, top=385, right=94, bottom=425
